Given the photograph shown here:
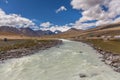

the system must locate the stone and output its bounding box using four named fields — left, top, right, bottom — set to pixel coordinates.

left=114, top=68, right=120, bottom=72
left=79, top=51, right=83, bottom=53
left=105, top=60, right=112, bottom=65
left=79, top=73, right=87, bottom=78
